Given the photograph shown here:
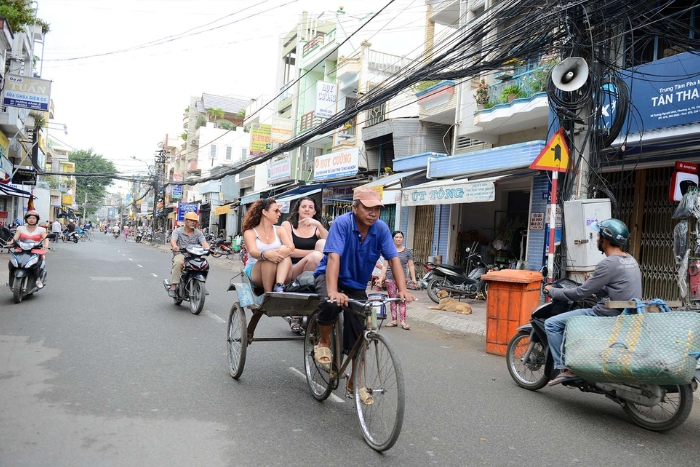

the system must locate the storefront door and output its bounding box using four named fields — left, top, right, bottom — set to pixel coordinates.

left=413, top=205, right=435, bottom=264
